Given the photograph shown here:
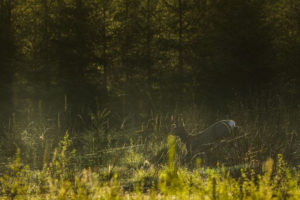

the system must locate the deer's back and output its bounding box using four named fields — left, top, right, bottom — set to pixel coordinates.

left=186, top=120, right=236, bottom=152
